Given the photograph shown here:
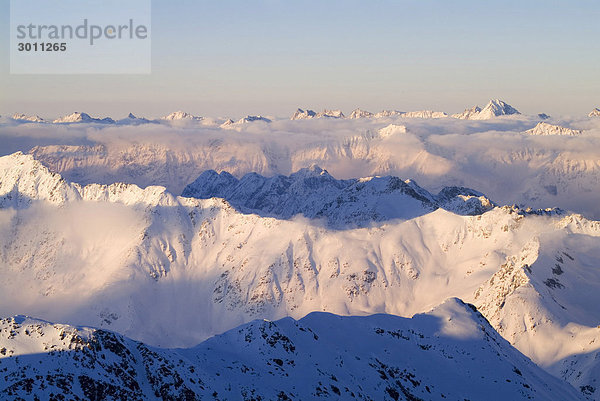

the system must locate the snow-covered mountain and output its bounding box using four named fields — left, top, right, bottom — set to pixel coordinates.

left=454, top=99, right=521, bottom=120
left=53, top=112, right=115, bottom=124
left=589, top=108, right=600, bottom=117
left=220, top=118, right=235, bottom=128
left=292, top=108, right=448, bottom=120
left=526, top=122, right=582, bottom=136
left=0, top=299, right=583, bottom=400
left=378, top=123, right=408, bottom=137
left=452, top=105, right=482, bottom=119
left=1, top=151, right=600, bottom=398
left=317, top=109, right=345, bottom=118
left=117, top=113, right=153, bottom=125
left=349, top=108, right=374, bottom=119
left=236, top=115, right=272, bottom=124
left=374, top=110, right=404, bottom=118
left=400, top=110, right=448, bottom=119
left=181, top=165, right=494, bottom=228
left=161, top=111, right=202, bottom=121
left=291, top=108, right=317, bottom=120
left=11, top=113, right=45, bottom=123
